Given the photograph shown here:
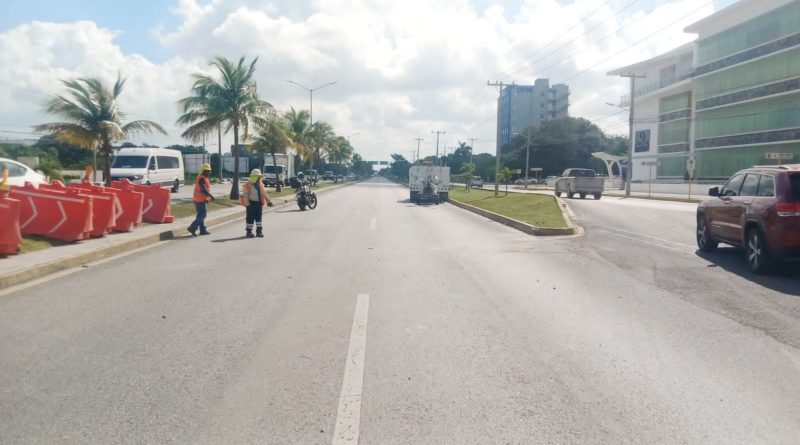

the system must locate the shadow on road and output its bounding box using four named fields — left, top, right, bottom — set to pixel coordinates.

left=696, top=247, right=800, bottom=296
left=275, top=209, right=304, bottom=213
left=211, top=235, right=250, bottom=243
